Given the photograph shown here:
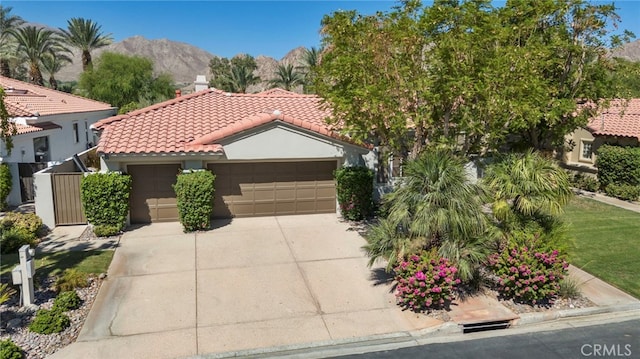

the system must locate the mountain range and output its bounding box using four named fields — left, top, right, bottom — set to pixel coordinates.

left=56, top=35, right=308, bottom=93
